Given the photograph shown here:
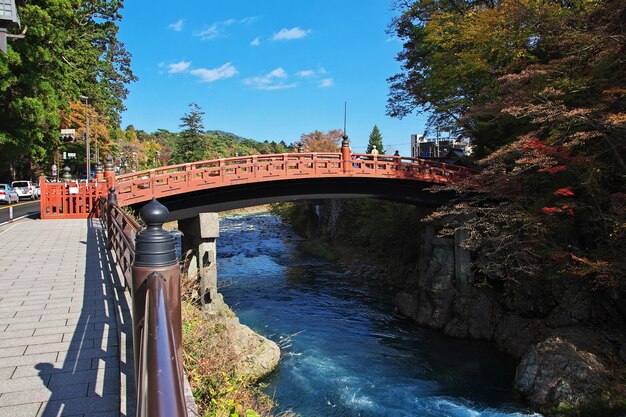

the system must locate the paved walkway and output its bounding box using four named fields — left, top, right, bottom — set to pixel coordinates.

left=0, top=218, right=135, bottom=417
